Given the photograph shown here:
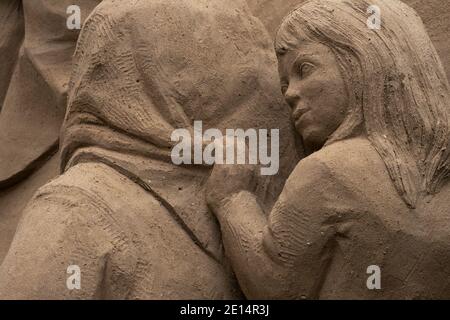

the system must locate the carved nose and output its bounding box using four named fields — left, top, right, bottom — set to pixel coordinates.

left=284, top=88, right=299, bottom=109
